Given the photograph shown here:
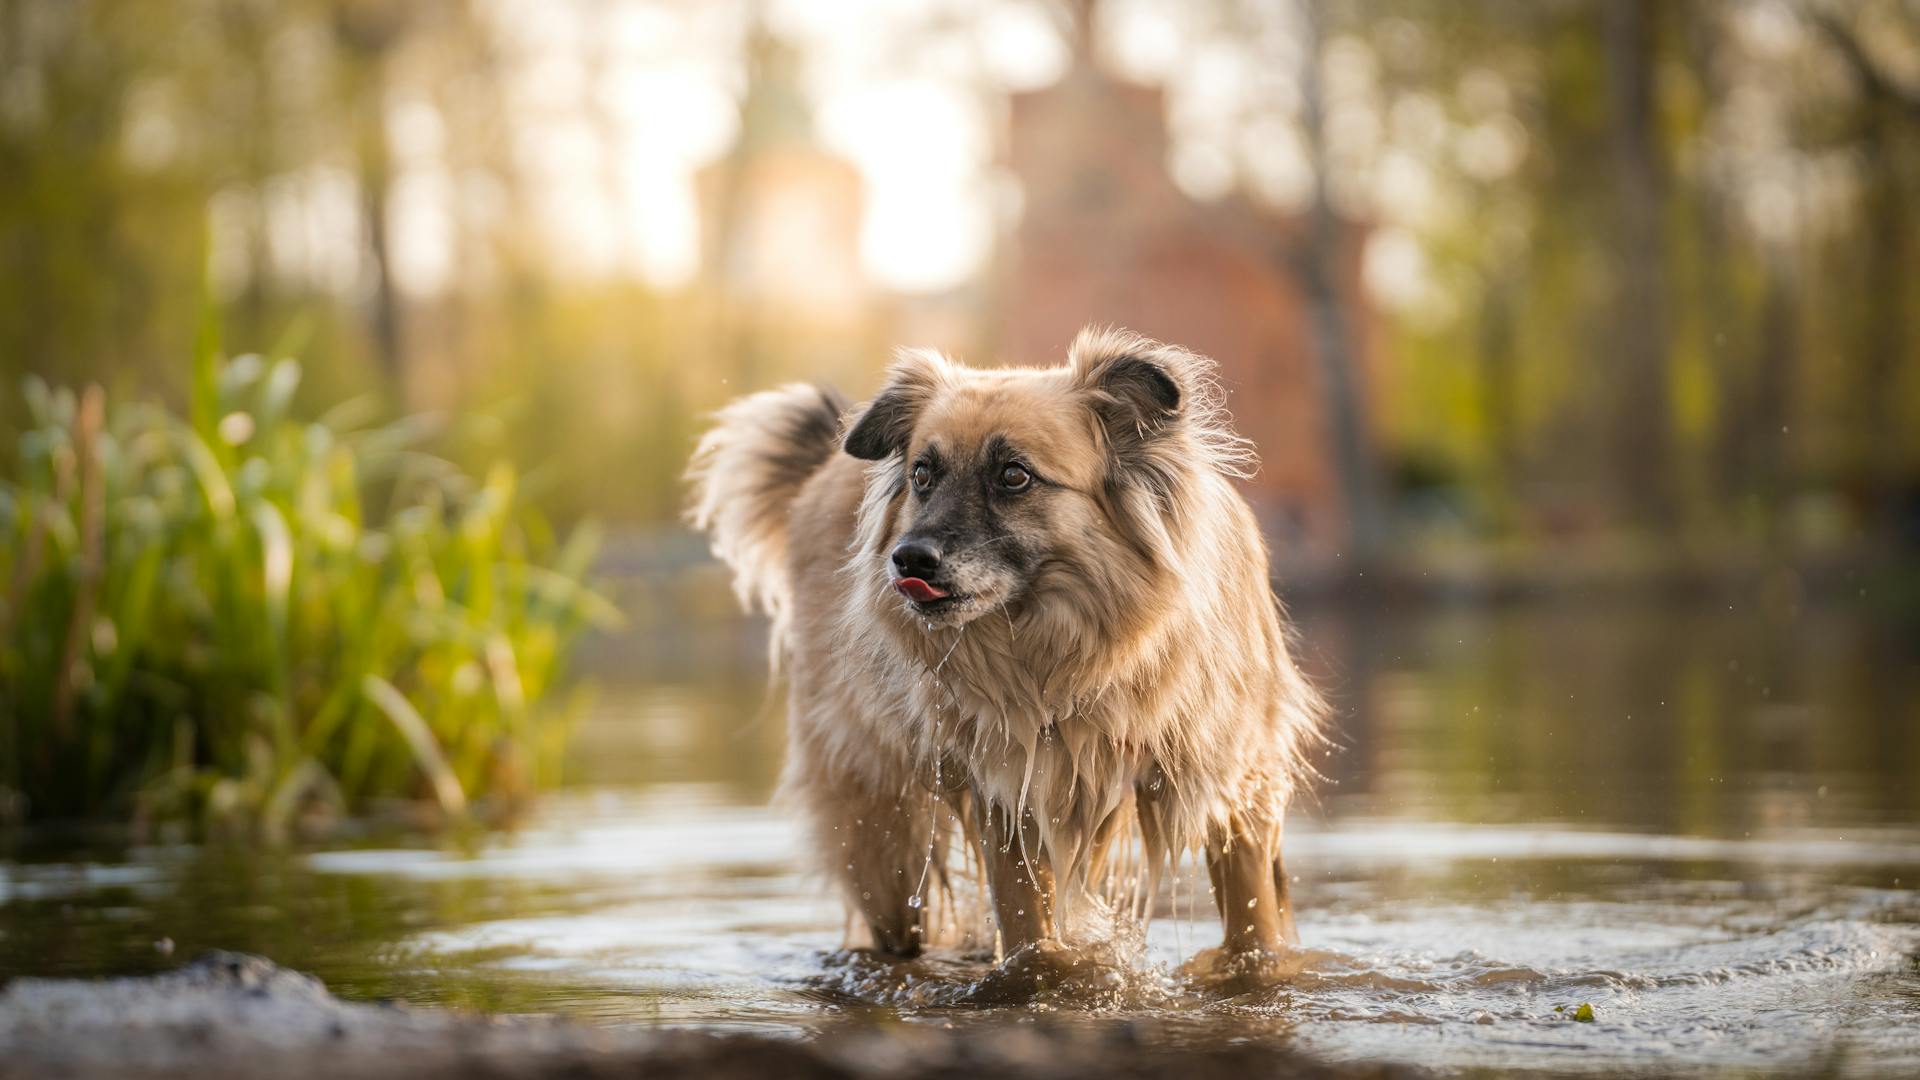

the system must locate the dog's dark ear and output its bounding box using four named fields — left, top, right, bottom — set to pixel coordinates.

left=1069, top=327, right=1195, bottom=455
left=843, top=348, right=948, bottom=460
left=1070, top=326, right=1256, bottom=489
